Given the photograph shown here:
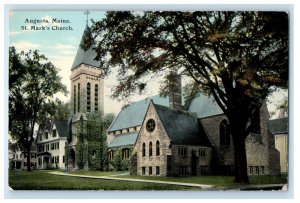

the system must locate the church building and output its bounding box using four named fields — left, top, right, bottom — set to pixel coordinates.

left=107, top=75, right=281, bottom=176
left=67, top=20, right=105, bottom=171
